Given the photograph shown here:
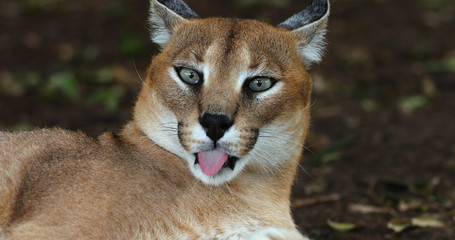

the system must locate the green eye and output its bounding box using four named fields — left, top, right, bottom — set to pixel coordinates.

left=177, top=67, right=201, bottom=85
left=248, top=77, right=275, bottom=92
